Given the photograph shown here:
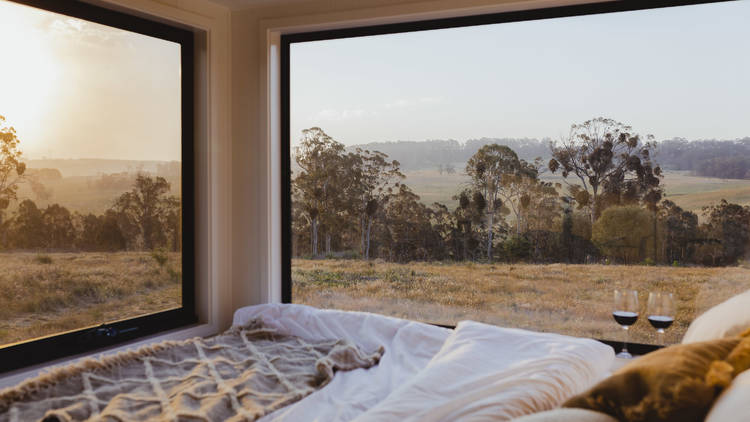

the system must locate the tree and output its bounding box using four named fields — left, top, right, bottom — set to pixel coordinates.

left=293, top=128, right=348, bottom=257
left=349, top=148, right=404, bottom=260
left=0, top=115, right=26, bottom=247
left=659, top=200, right=699, bottom=264
left=381, top=185, right=440, bottom=262
left=10, top=199, right=44, bottom=249
left=592, top=205, right=652, bottom=264
left=43, top=204, right=75, bottom=250
left=549, top=117, right=661, bottom=224
left=700, top=200, right=750, bottom=265
left=98, top=210, right=127, bottom=251
left=113, top=174, right=178, bottom=250
left=466, top=145, right=535, bottom=260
